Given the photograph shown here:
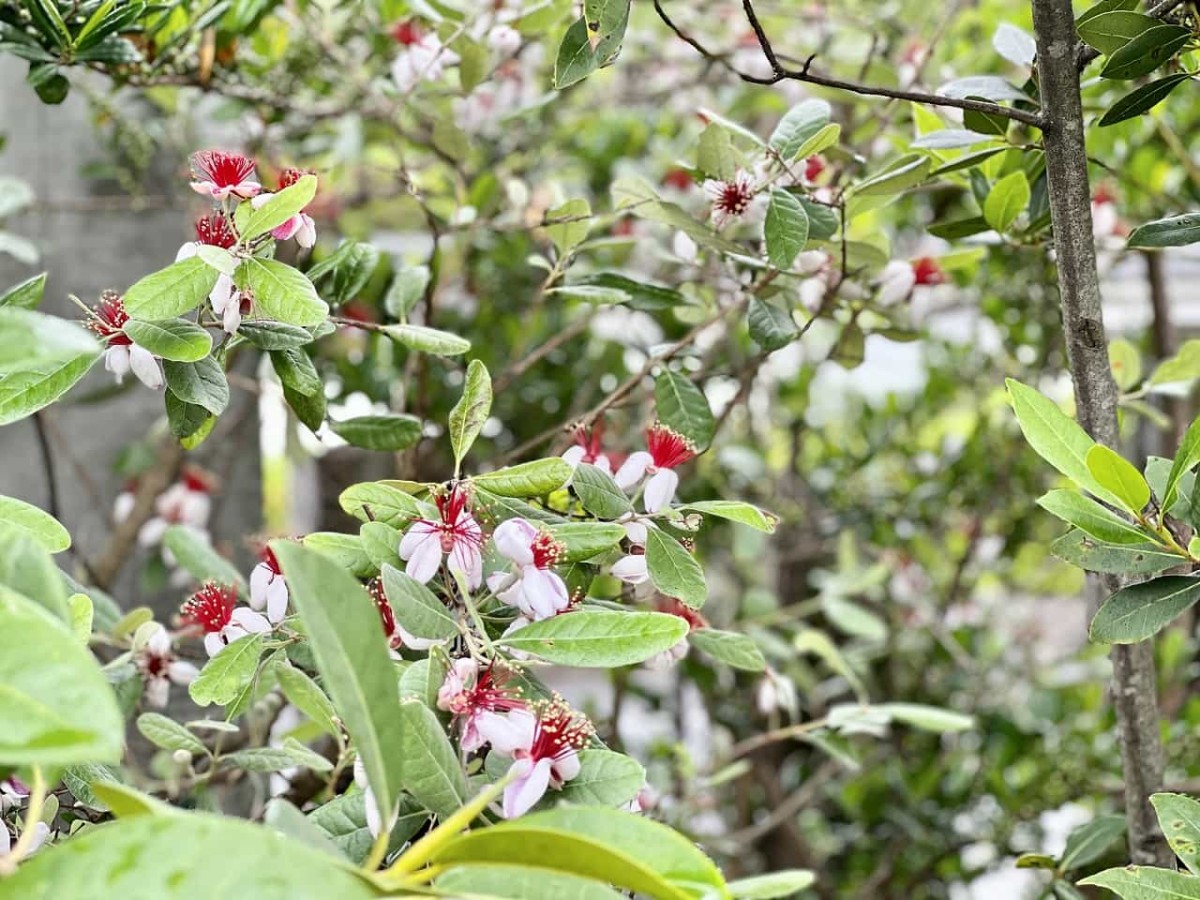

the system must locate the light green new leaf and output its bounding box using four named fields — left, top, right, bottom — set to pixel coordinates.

left=189, top=633, right=266, bottom=707
left=0, top=523, right=69, bottom=621
left=0, top=586, right=123, bottom=765
left=0, top=272, right=46, bottom=309
left=123, top=257, right=219, bottom=320
left=435, top=866, right=626, bottom=900
left=683, top=500, right=779, bottom=533
left=0, top=349, right=100, bottom=426
left=449, top=359, right=492, bottom=468
left=690, top=629, right=766, bottom=671
left=473, top=458, right=573, bottom=497
left=237, top=258, right=328, bottom=326
left=239, top=174, right=317, bottom=241
left=0, top=494, right=69, bottom=552
left=983, top=171, right=1030, bottom=232
left=644, top=527, right=707, bottom=608
left=499, top=609, right=689, bottom=667
left=875, top=703, right=975, bottom=733
left=1151, top=793, right=1200, bottom=874
left=1090, top=576, right=1200, bottom=643
left=728, top=870, right=817, bottom=899
left=1085, top=444, right=1150, bottom=512
left=0, top=812, right=378, bottom=900
left=1079, top=866, right=1200, bottom=899
left=1164, top=416, right=1200, bottom=511
left=122, top=318, right=212, bottom=362
left=273, top=541, right=407, bottom=831
left=1037, top=490, right=1150, bottom=545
